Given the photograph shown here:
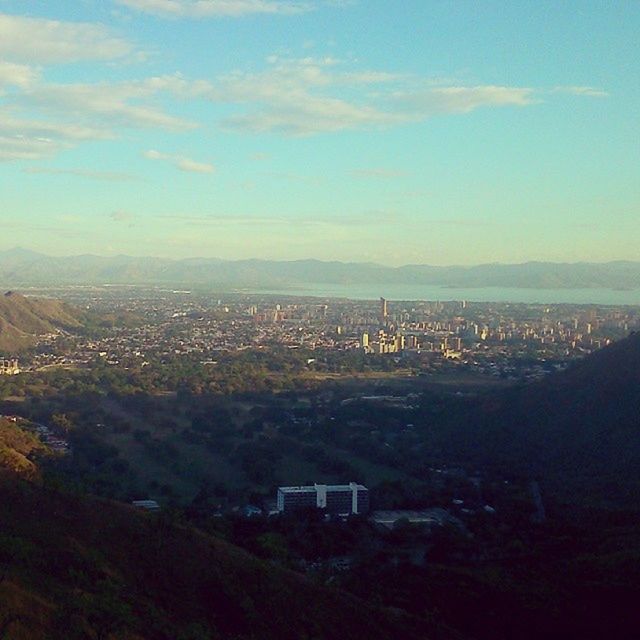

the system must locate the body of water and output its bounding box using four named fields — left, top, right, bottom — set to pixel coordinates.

left=248, top=283, right=640, bottom=306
